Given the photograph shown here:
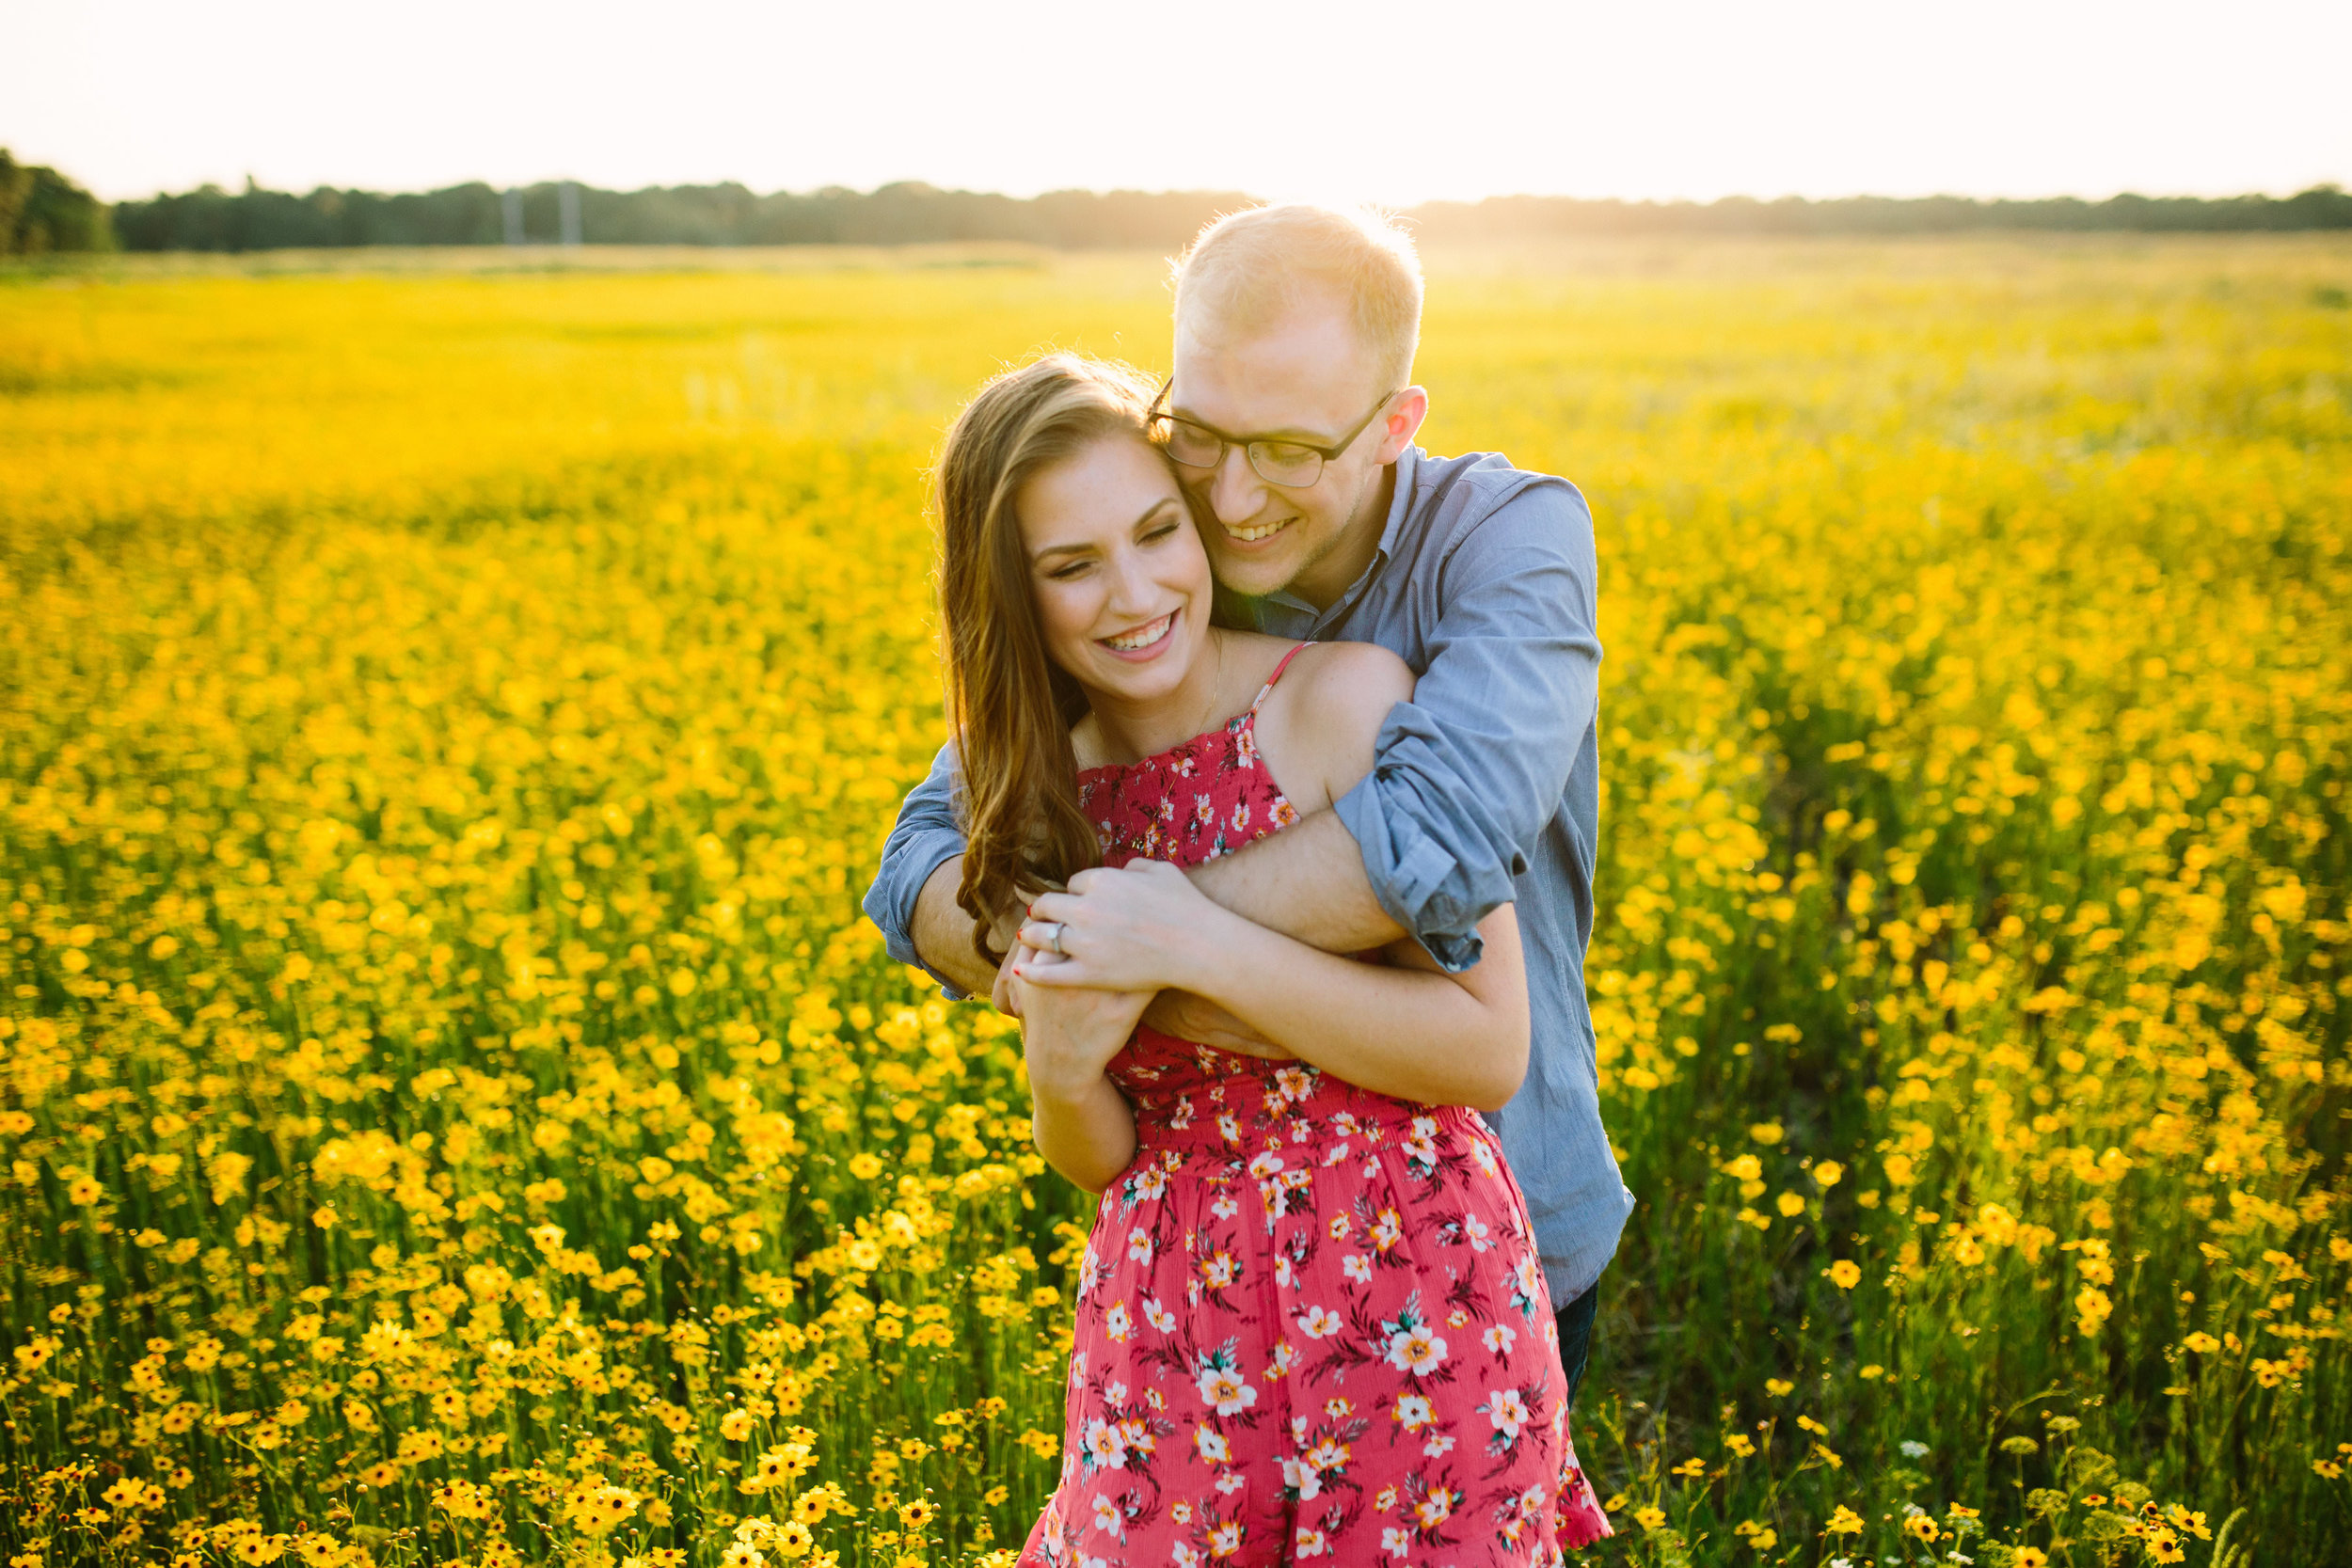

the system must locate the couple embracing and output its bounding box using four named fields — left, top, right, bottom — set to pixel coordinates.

left=866, top=204, right=1632, bottom=1566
